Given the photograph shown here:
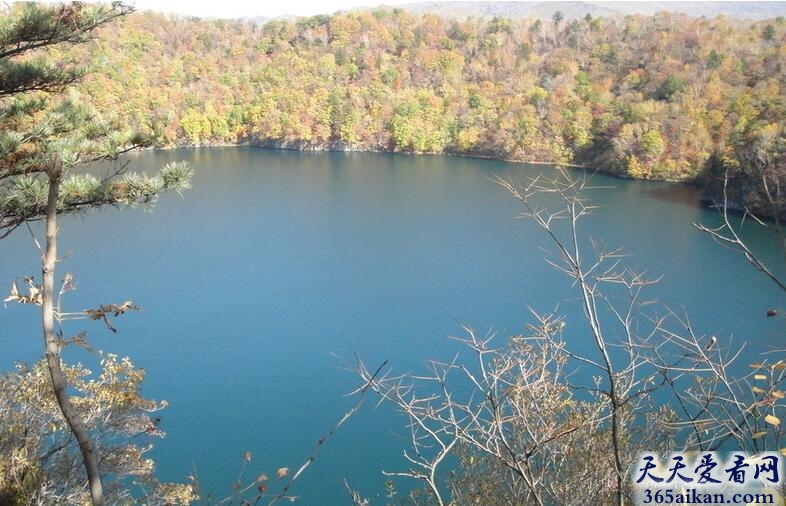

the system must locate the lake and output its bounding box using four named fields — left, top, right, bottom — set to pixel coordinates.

left=0, top=147, right=783, bottom=503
